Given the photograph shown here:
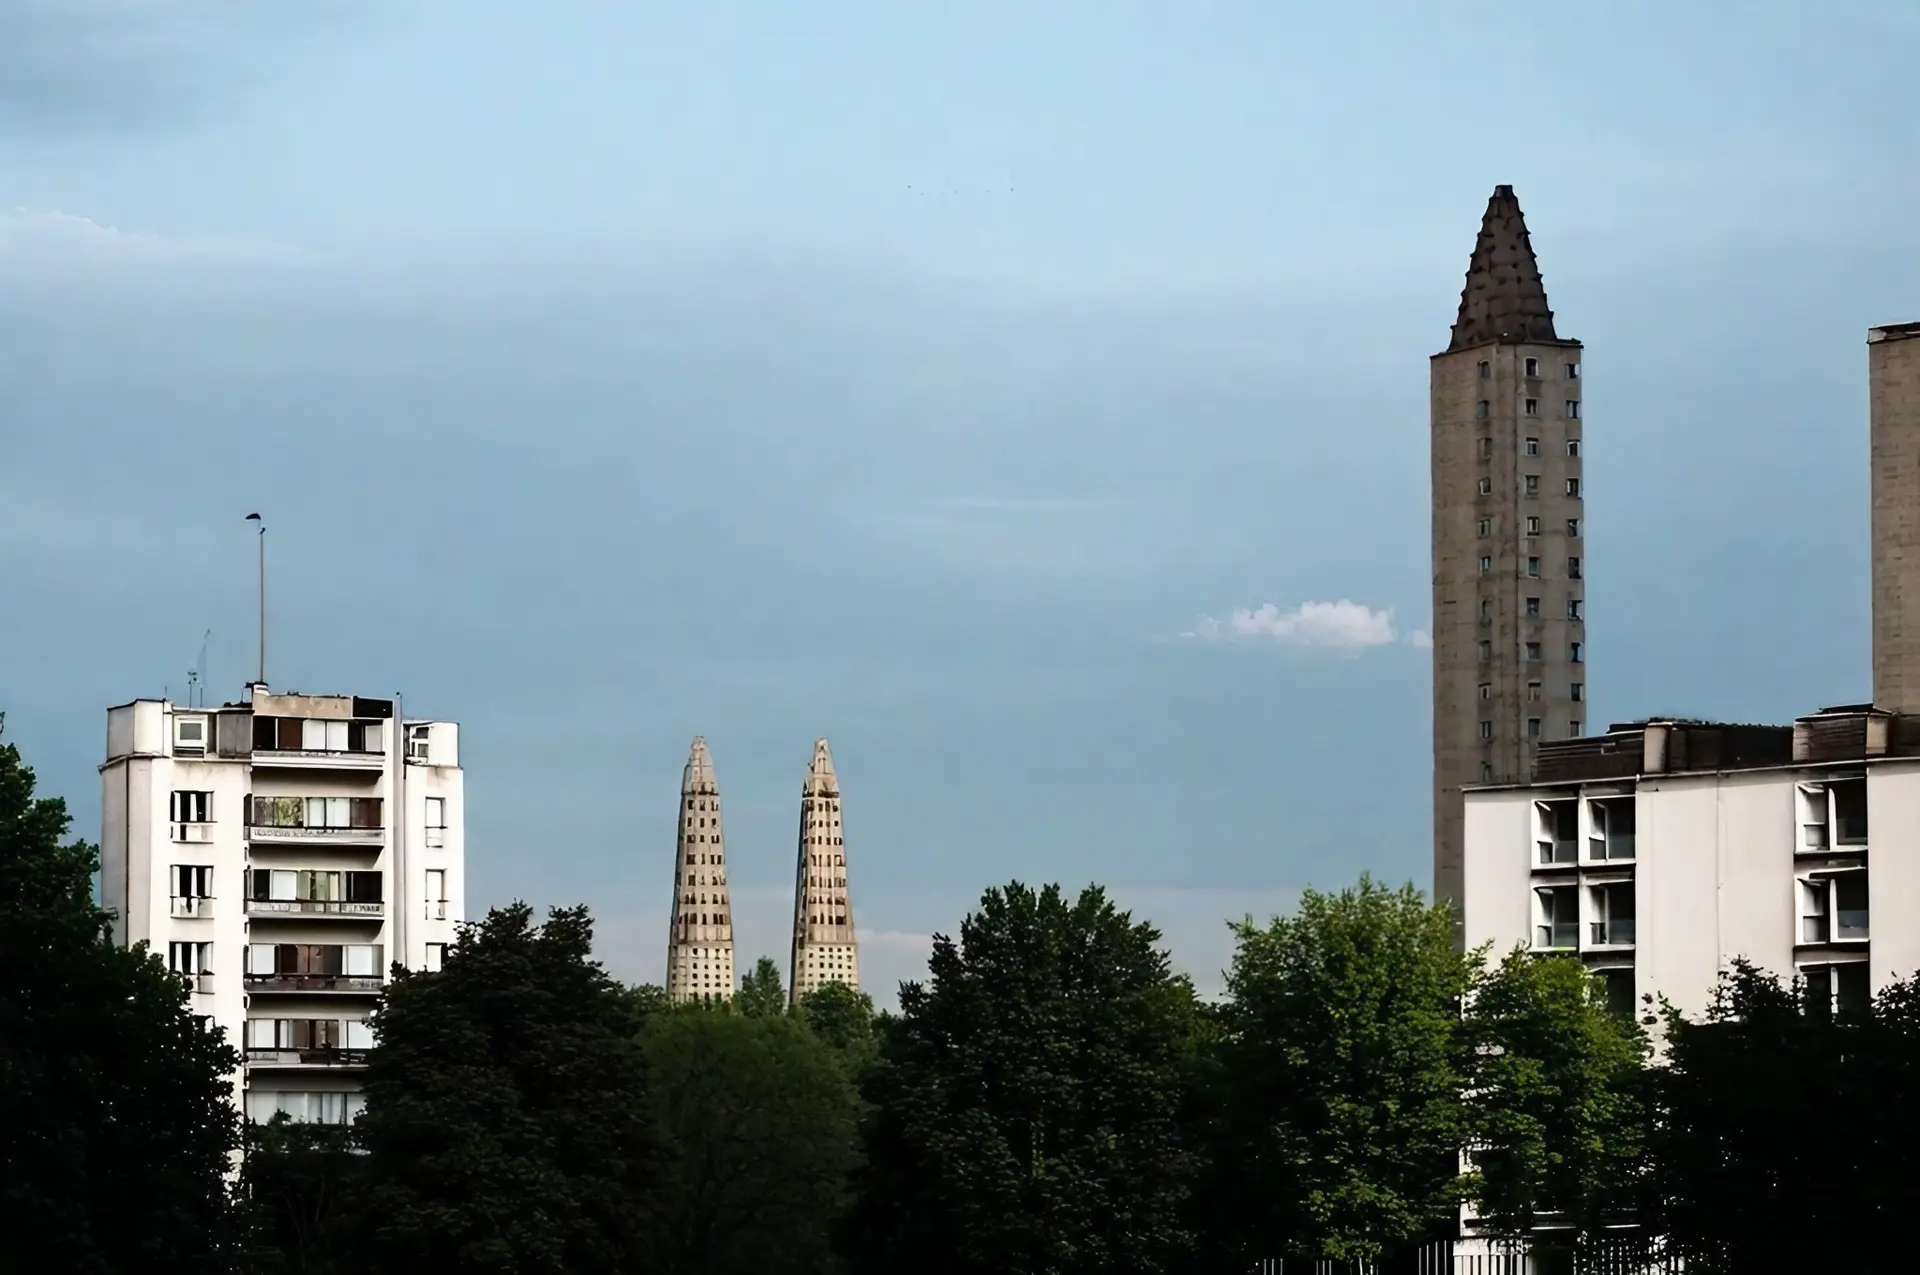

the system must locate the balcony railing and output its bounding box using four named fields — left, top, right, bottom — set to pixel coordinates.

left=246, top=899, right=385, bottom=918
left=1534, top=922, right=1578, bottom=950
left=1802, top=917, right=1829, bottom=944
left=1601, top=833, right=1636, bottom=860
left=1537, top=839, right=1577, bottom=866
left=179, top=972, right=217, bottom=996
left=1589, top=919, right=1636, bottom=946
left=424, top=900, right=448, bottom=920
left=248, top=824, right=384, bottom=845
left=171, top=896, right=215, bottom=919
left=249, top=747, right=385, bottom=771
left=245, top=1047, right=371, bottom=1068
left=244, top=974, right=384, bottom=994
left=1803, top=823, right=1830, bottom=851
left=1836, top=909, right=1870, bottom=940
